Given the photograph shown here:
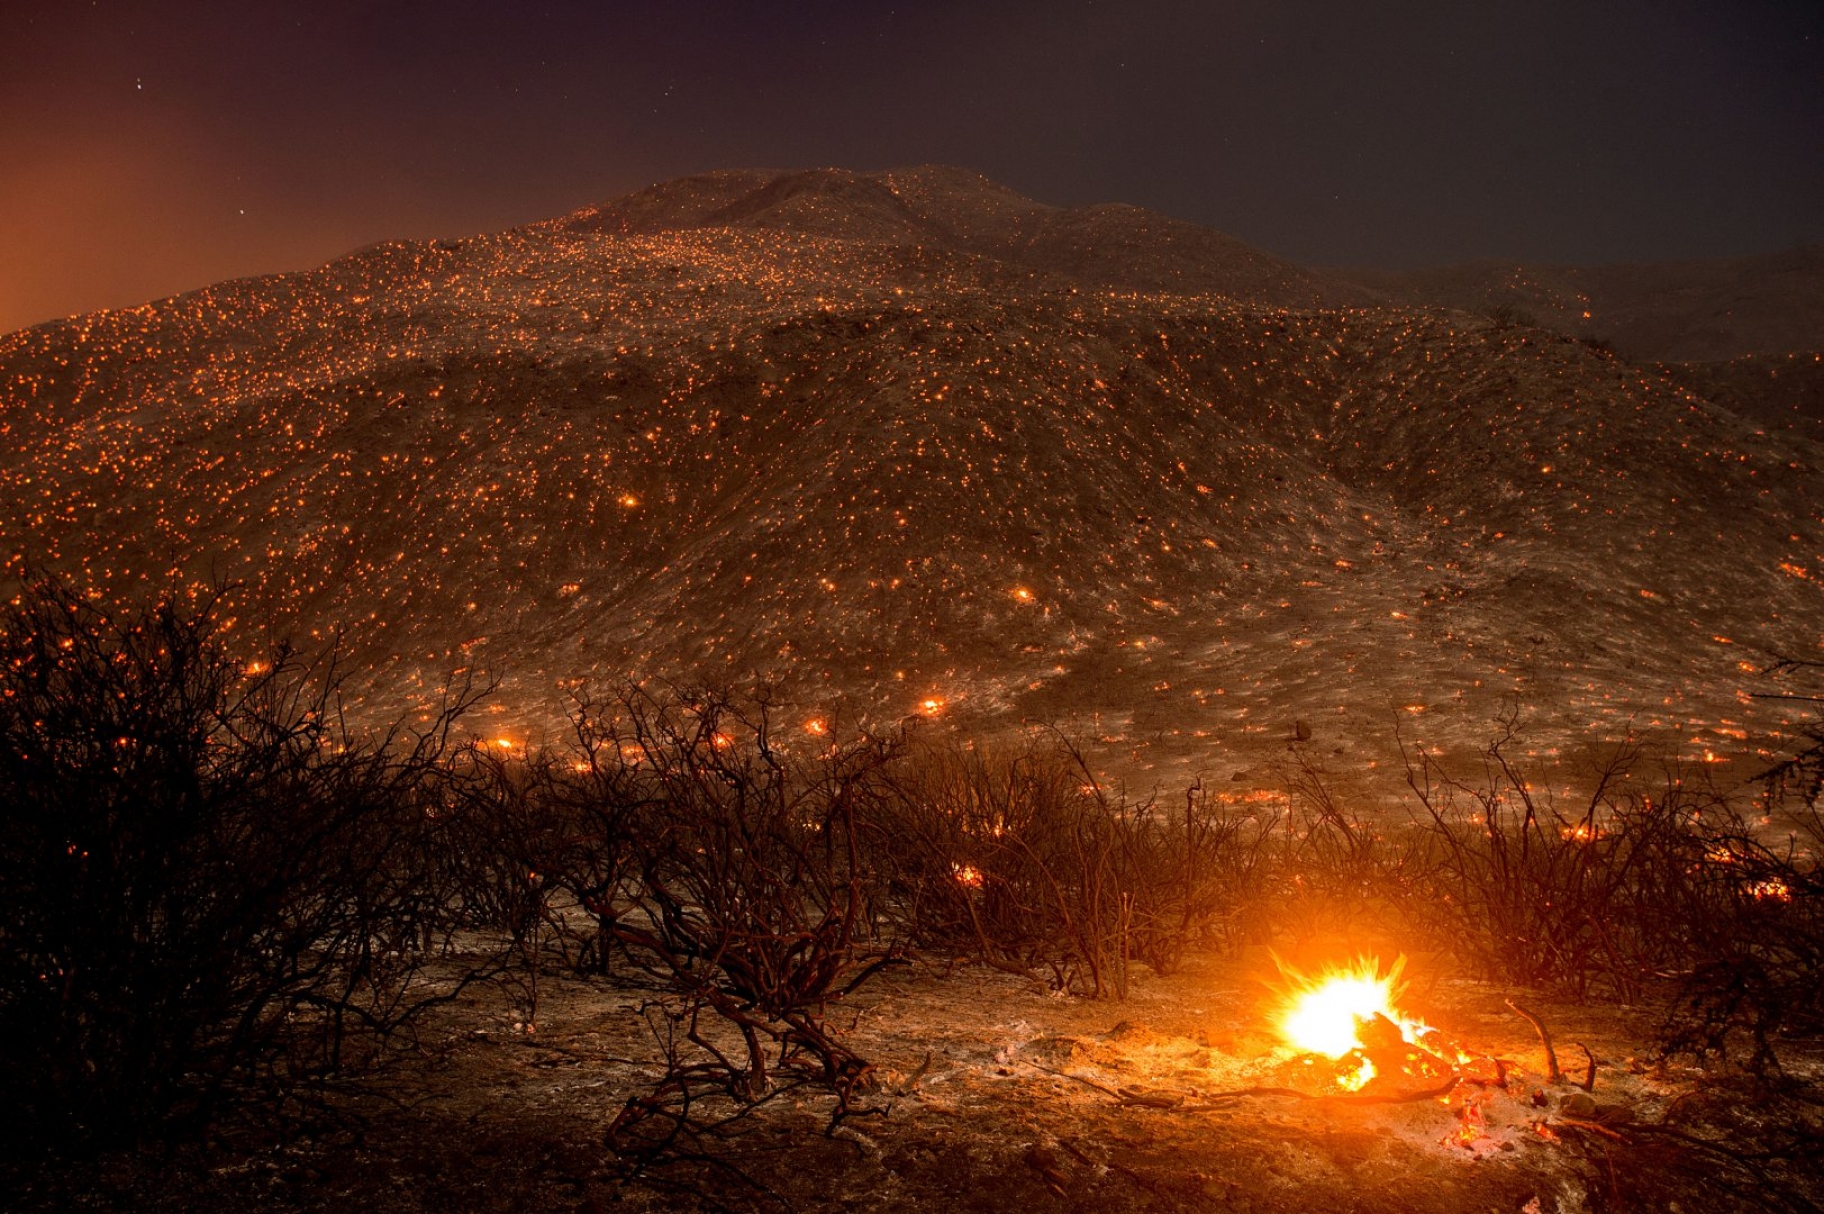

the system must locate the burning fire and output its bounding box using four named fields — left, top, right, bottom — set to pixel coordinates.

left=1275, top=957, right=1447, bottom=1092
left=1278, top=957, right=1421, bottom=1057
